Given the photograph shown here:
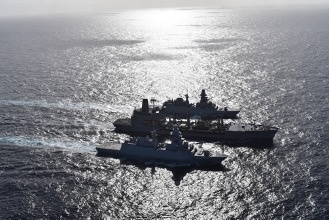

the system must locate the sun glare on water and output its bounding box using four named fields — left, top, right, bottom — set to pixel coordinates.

left=135, top=9, right=191, bottom=27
